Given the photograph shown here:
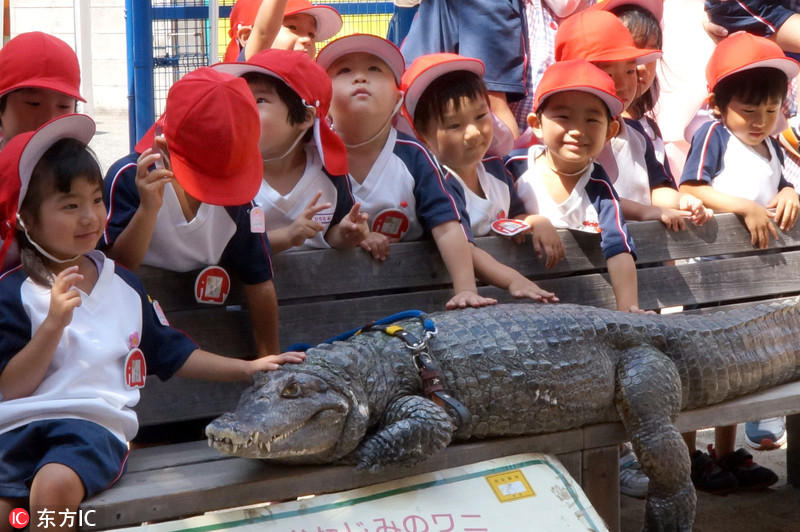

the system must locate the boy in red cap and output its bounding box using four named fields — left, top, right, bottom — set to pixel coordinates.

left=679, top=33, right=797, bottom=490
left=214, top=49, right=368, bottom=252
left=233, top=0, right=342, bottom=61
left=0, top=114, right=303, bottom=525
left=507, top=59, right=645, bottom=313
left=103, top=68, right=284, bottom=358
left=403, top=52, right=560, bottom=303
left=318, top=34, right=496, bottom=310
left=555, top=8, right=712, bottom=231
